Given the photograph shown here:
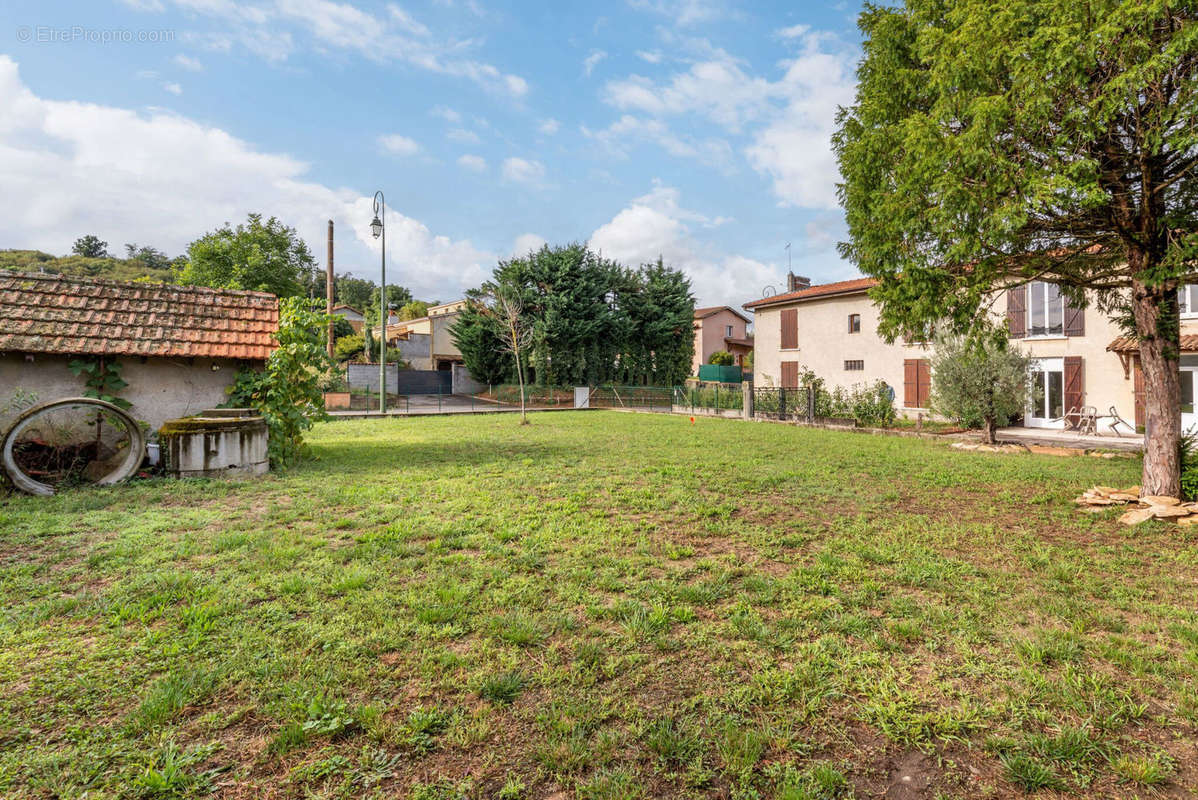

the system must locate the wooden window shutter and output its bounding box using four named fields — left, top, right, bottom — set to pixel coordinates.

left=1063, top=296, right=1085, bottom=337
left=1133, top=361, right=1145, bottom=429
left=903, top=359, right=918, bottom=408
left=917, top=359, right=931, bottom=408
left=1007, top=286, right=1027, bottom=338
left=1063, top=356, right=1084, bottom=425
left=780, top=308, right=798, bottom=350
left=780, top=360, right=798, bottom=388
